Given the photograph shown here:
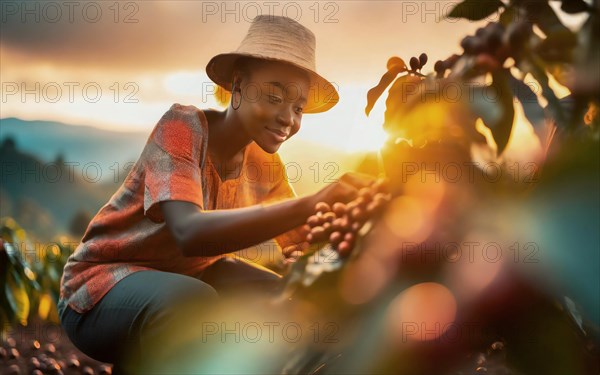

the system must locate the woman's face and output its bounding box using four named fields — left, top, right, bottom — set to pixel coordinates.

left=234, top=60, right=310, bottom=154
